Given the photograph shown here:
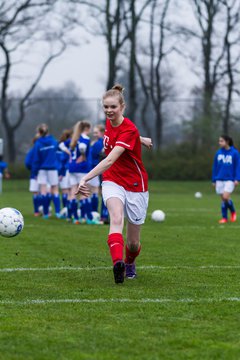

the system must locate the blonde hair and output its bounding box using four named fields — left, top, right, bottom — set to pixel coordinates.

left=102, top=84, right=125, bottom=106
left=70, top=120, right=91, bottom=150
